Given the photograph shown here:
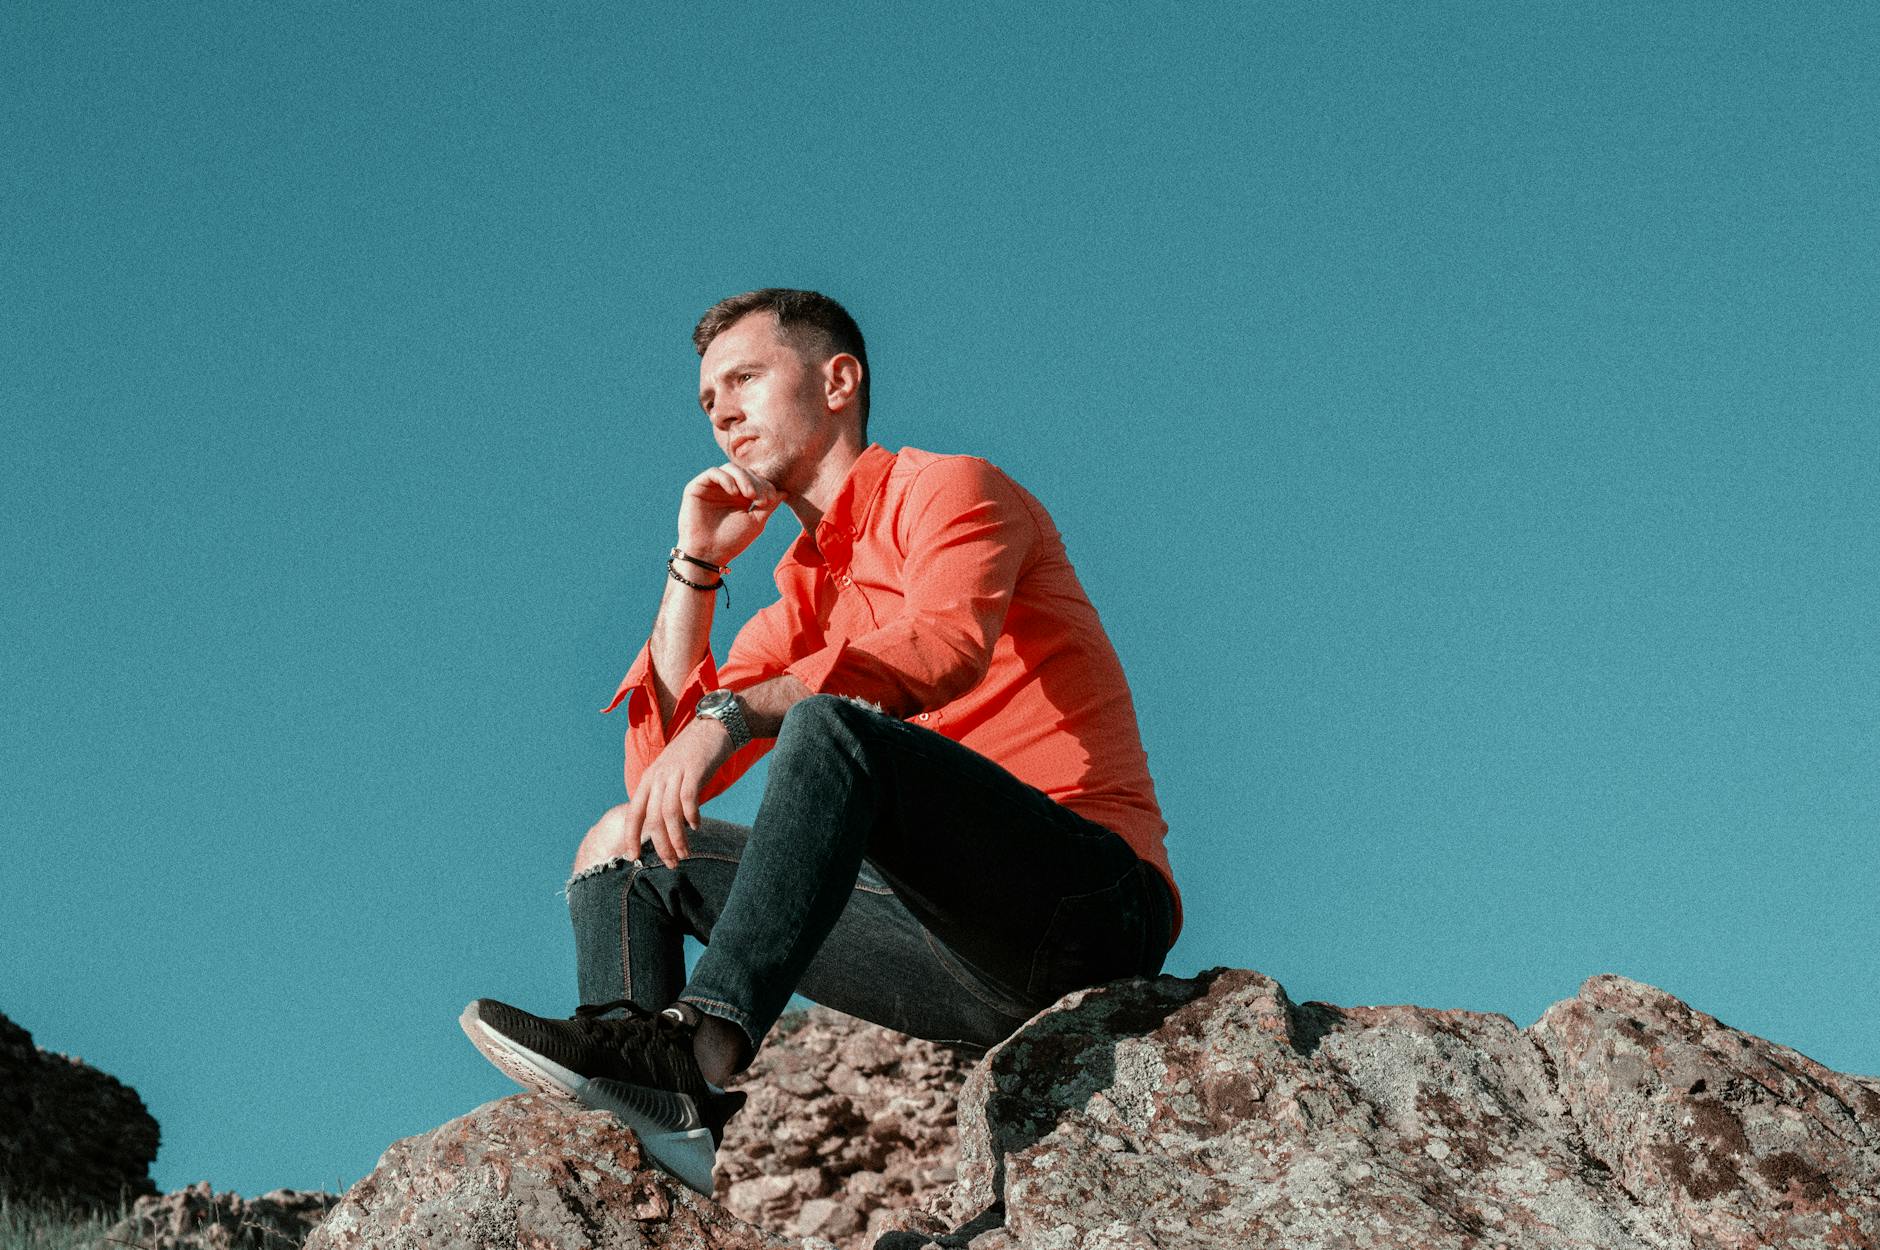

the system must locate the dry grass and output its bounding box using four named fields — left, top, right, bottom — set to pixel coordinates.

left=0, top=1196, right=126, bottom=1250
